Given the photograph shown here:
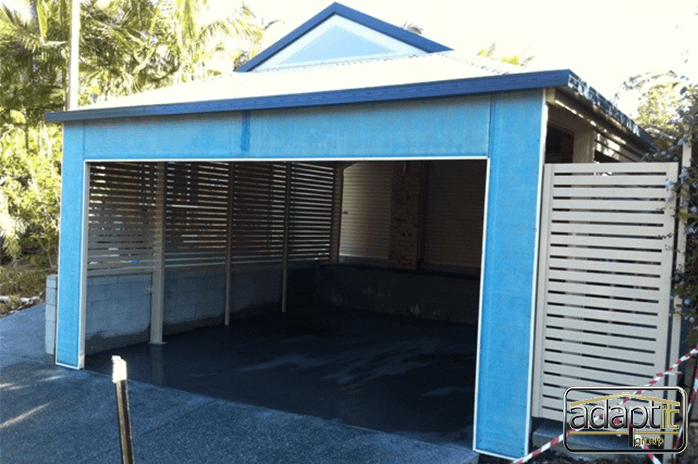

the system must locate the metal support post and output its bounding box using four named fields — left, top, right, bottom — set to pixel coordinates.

left=112, top=356, right=135, bottom=464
